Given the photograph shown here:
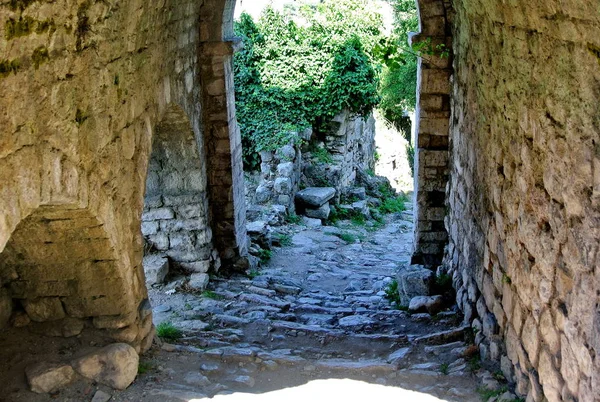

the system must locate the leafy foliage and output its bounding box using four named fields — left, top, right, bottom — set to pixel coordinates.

left=234, top=1, right=383, bottom=169
left=377, top=0, right=419, bottom=126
